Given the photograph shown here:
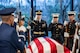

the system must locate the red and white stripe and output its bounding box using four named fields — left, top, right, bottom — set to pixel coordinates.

left=26, top=37, right=72, bottom=53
